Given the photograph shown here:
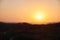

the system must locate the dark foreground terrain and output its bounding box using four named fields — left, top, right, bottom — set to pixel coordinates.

left=0, top=22, right=60, bottom=40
